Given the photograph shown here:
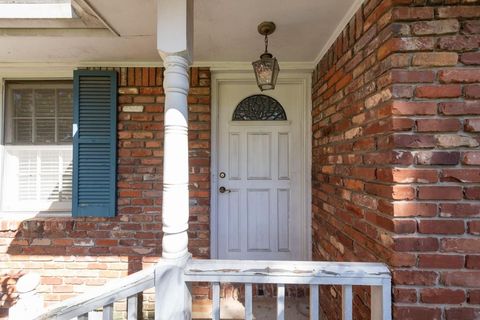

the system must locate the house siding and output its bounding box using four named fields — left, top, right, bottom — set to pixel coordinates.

left=0, top=67, right=211, bottom=319
left=312, top=0, right=480, bottom=319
